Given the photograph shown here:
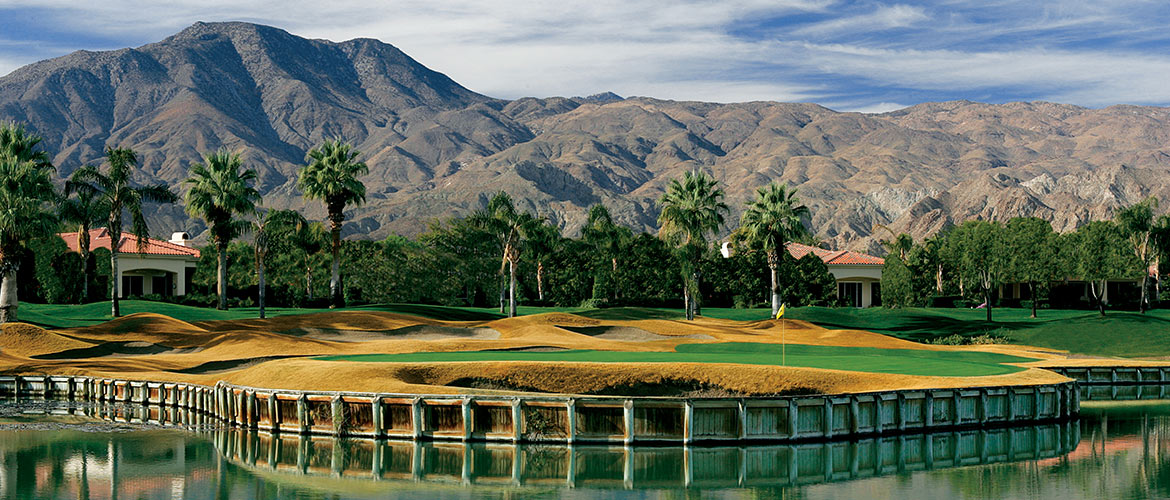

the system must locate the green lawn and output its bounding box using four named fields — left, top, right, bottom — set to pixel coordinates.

left=317, top=342, right=1035, bottom=377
